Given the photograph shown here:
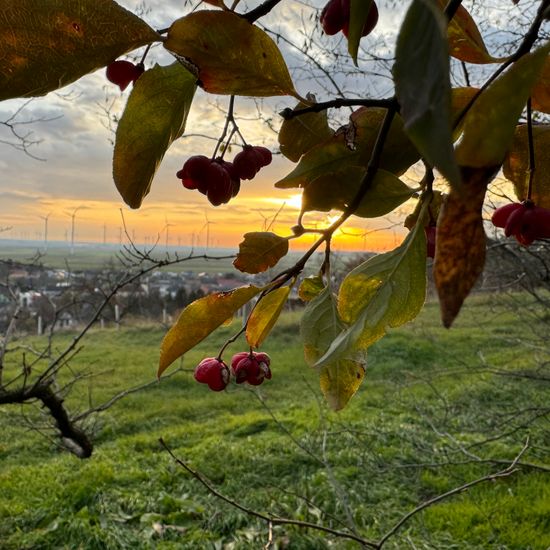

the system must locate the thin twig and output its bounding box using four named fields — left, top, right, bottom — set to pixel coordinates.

left=159, top=438, right=378, bottom=548
left=376, top=439, right=530, bottom=548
